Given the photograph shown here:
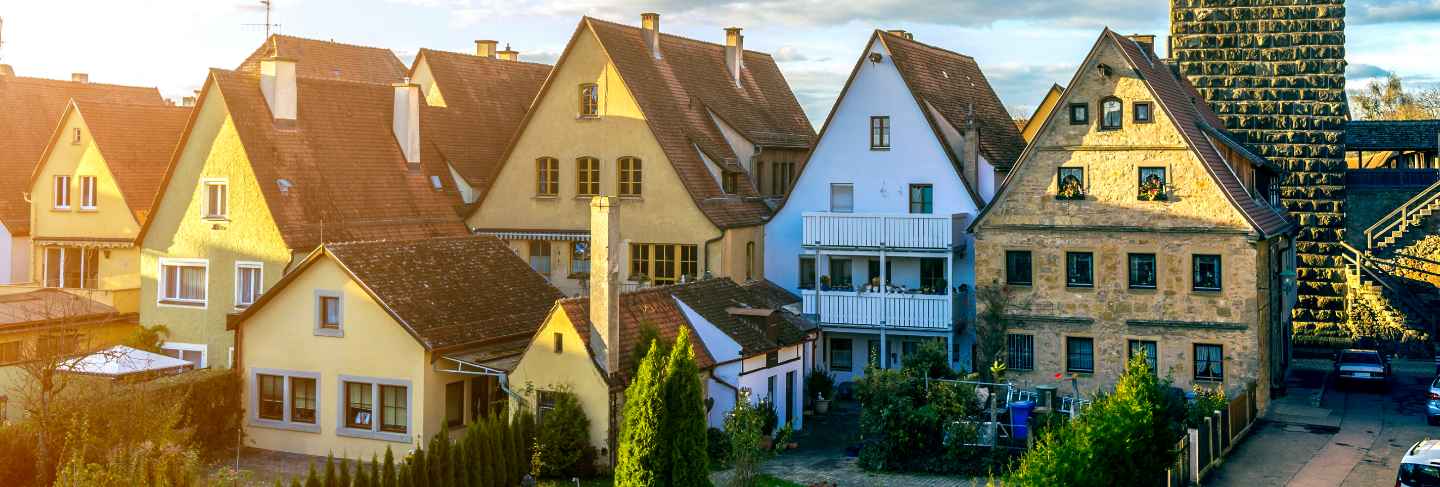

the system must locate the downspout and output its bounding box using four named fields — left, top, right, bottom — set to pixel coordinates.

left=702, top=231, right=724, bottom=279
left=709, top=369, right=743, bottom=412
